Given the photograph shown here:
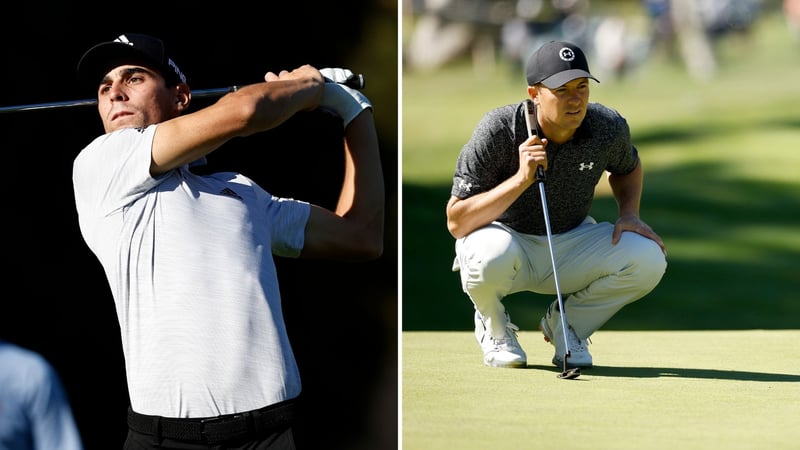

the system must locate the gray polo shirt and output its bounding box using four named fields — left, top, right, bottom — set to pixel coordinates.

left=451, top=101, right=639, bottom=235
